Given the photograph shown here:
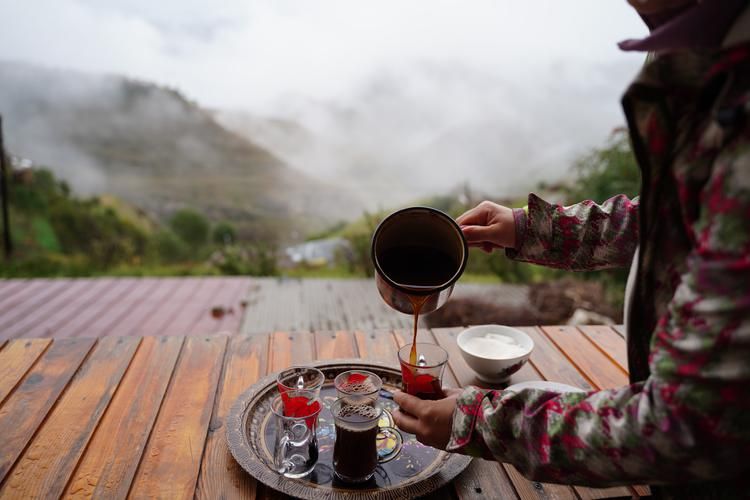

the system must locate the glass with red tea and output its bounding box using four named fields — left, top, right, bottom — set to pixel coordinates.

left=397, top=343, right=448, bottom=400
